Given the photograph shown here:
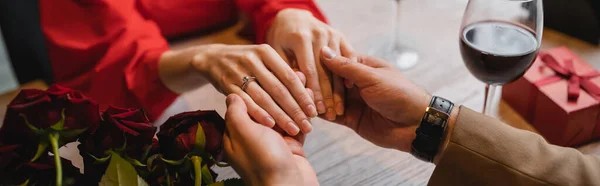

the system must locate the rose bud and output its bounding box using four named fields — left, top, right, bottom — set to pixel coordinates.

left=78, top=106, right=157, bottom=184
left=157, top=110, right=226, bottom=164
left=1, top=84, right=100, bottom=145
